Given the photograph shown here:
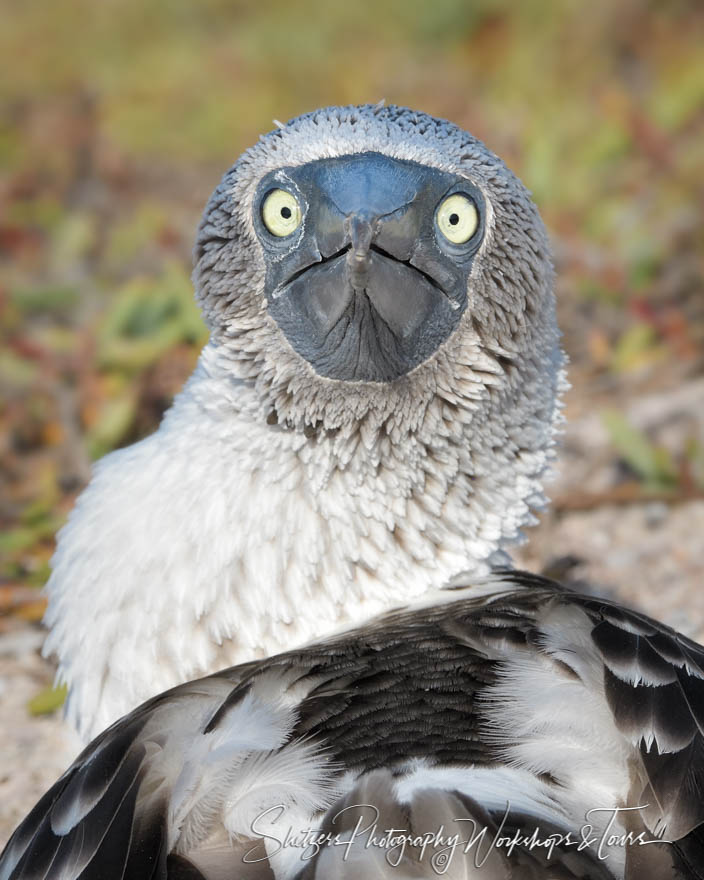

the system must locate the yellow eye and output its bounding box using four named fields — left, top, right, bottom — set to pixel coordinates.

left=261, top=189, right=302, bottom=237
left=435, top=194, right=479, bottom=245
